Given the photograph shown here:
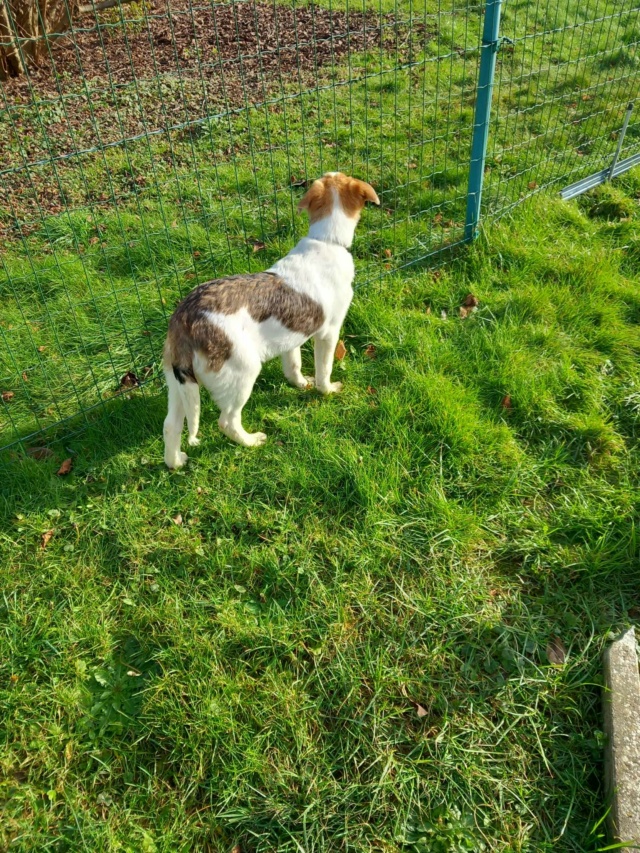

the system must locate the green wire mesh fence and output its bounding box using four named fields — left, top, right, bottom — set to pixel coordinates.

left=0, top=0, right=638, bottom=451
